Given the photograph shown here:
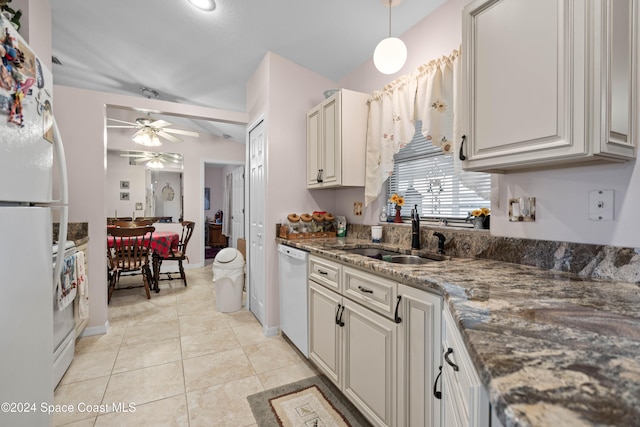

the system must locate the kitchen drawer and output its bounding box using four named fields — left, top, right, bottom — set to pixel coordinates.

left=309, top=255, right=342, bottom=292
left=343, top=266, right=398, bottom=318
